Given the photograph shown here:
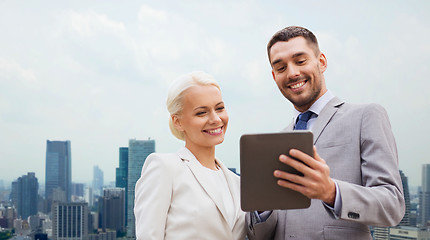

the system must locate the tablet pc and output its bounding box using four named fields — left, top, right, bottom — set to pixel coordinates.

left=240, top=131, right=313, bottom=211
